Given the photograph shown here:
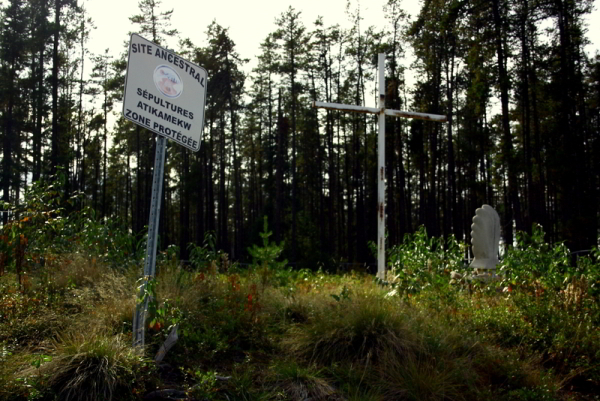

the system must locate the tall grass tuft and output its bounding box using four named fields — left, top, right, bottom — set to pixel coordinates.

left=375, top=338, right=479, bottom=401
left=283, top=290, right=417, bottom=365
left=281, top=286, right=549, bottom=400
left=269, top=359, right=341, bottom=401
left=39, top=332, right=146, bottom=401
left=60, top=257, right=137, bottom=335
